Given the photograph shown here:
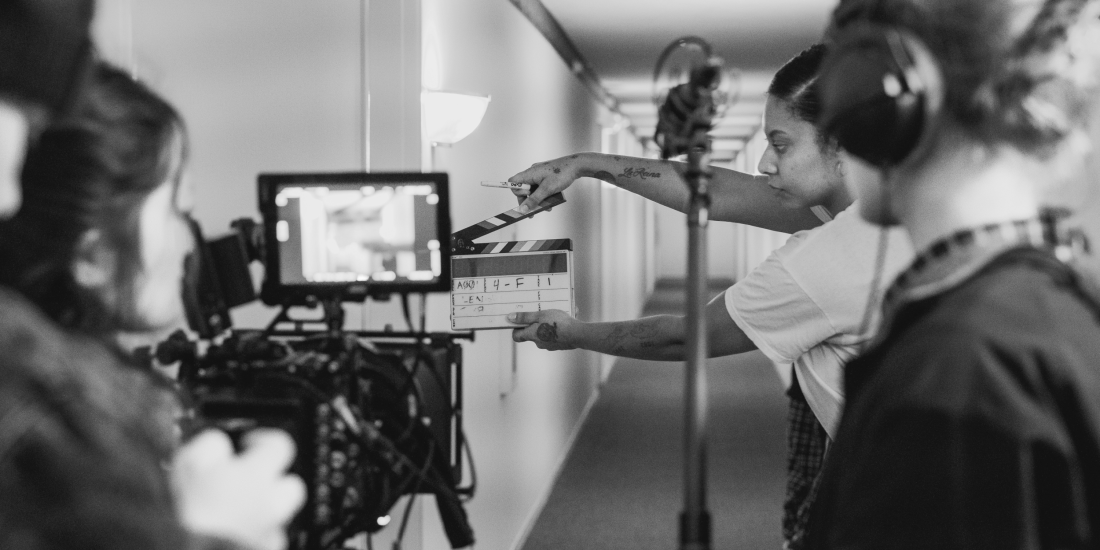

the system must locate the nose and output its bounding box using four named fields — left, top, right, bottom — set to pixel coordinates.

left=757, top=147, right=778, bottom=176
